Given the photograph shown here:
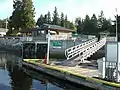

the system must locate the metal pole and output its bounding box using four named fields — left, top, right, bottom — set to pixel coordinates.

left=5, top=18, right=8, bottom=34
left=47, top=30, right=50, bottom=64
left=116, top=8, right=118, bottom=42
